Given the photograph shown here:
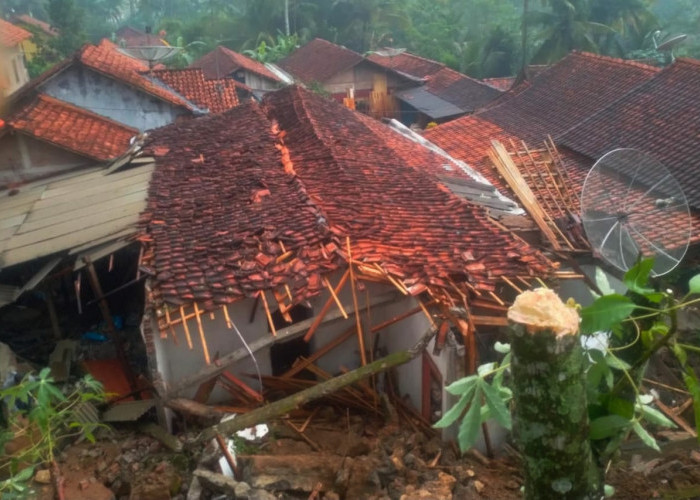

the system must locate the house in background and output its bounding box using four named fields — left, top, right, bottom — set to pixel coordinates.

left=0, top=18, right=31, bottom=97
left=190, top=46, right=286, bottom=93
left=114, top=26, right=168, bottom=49
left=10, top=14, right=58, bottom=63
left=367, top=50, right=502, bottom=126
left=278, top=38, right=419, bottom=119
left=0, top=39, right=244, bottom=184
